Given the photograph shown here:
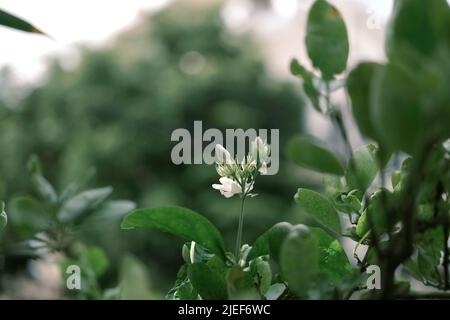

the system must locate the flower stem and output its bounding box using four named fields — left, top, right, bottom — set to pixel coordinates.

left=235, top=194, right=246, bottom=261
